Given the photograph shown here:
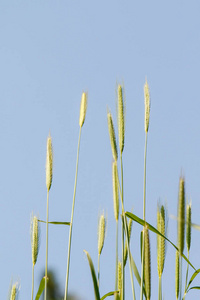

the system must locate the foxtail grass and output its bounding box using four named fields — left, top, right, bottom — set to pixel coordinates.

left=64, top=91, right=88, bottom=300
left=157, top=204, right=166, bottom=300
left=31, top=214, right=40, bottom=300
left=98, top=212, right=106, bottom=287
left=177, top=176, right=185, bottom=300
left=107, top=109, right=118, bottom=162
left=45, top=134, right=53, bottom=300
left=175, top=250, right=180, bottom=300
left=144, top=226, right=151, bottom=300
left=9, top=282, right=19, bottom=300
